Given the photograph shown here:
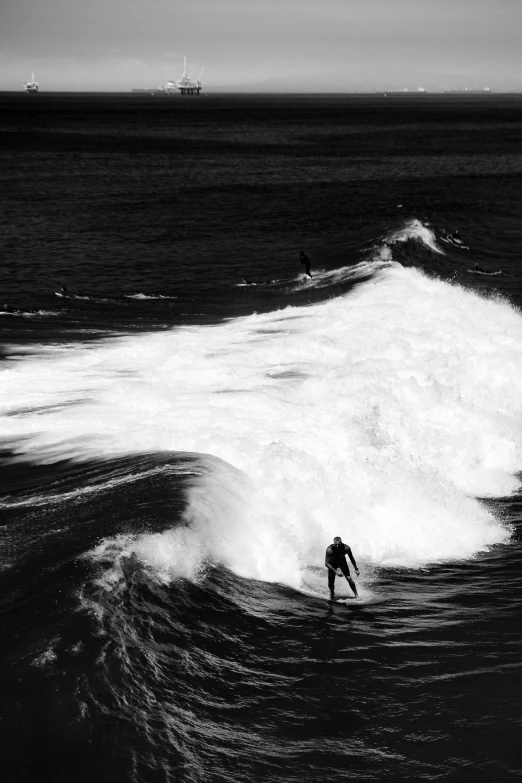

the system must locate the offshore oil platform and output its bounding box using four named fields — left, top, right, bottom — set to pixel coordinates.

left=133, top=57, right=204, bottom=96
left=164, top=57, right=203, bottom=95
left=24, top=73, right=39, bottom=93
